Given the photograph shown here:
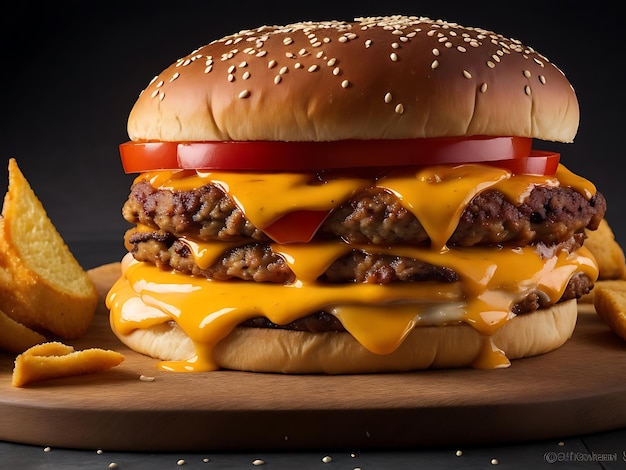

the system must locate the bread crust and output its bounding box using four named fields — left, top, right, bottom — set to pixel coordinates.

left=127, top=17, right=579, bottom=144
left=112, top=300, right=577, bottom=373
